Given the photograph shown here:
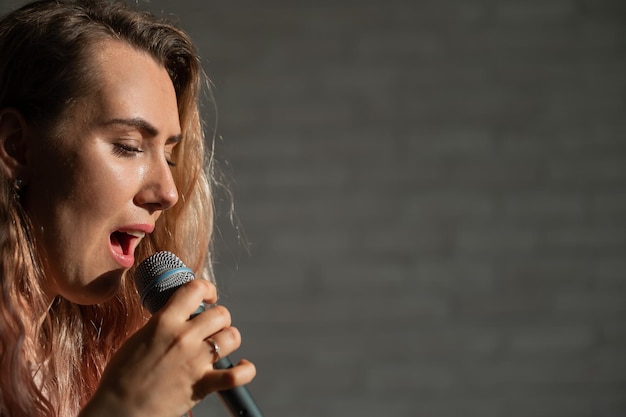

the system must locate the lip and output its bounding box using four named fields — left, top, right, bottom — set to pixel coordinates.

left=108, top=223, right=154, bottom=268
